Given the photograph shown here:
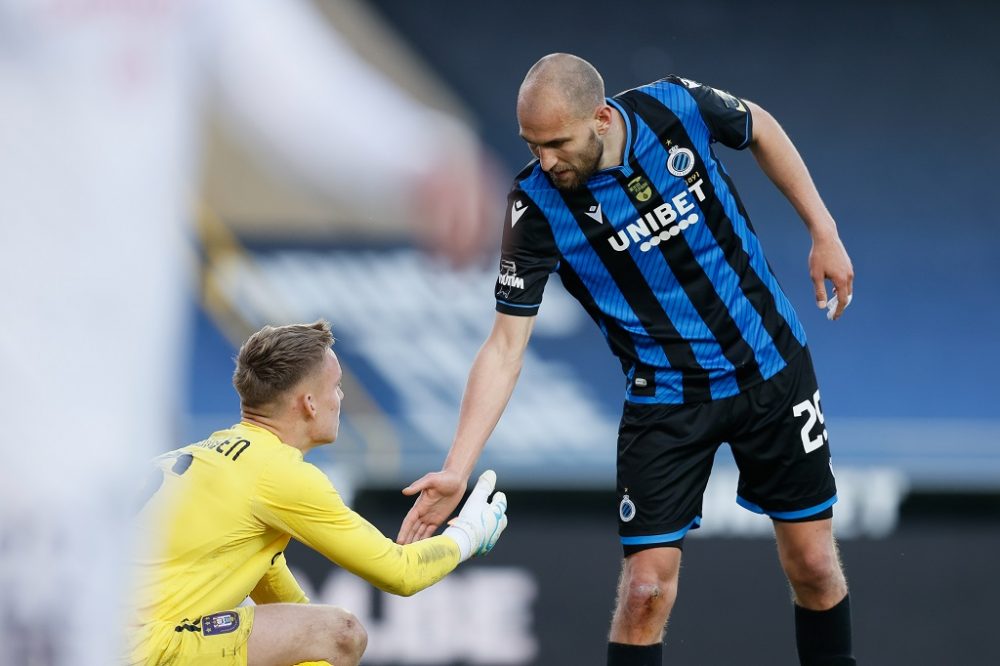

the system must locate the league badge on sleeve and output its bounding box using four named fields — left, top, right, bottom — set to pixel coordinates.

left=712, top=87, right=746, bottom=112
